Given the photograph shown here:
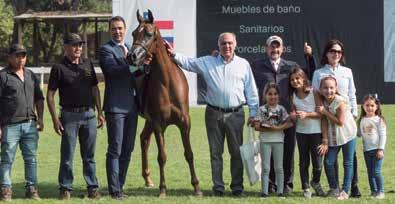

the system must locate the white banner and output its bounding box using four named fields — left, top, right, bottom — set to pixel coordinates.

left=384, top=0, right=395, bottom=82
left=112, top=0, right=198, bottom=105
